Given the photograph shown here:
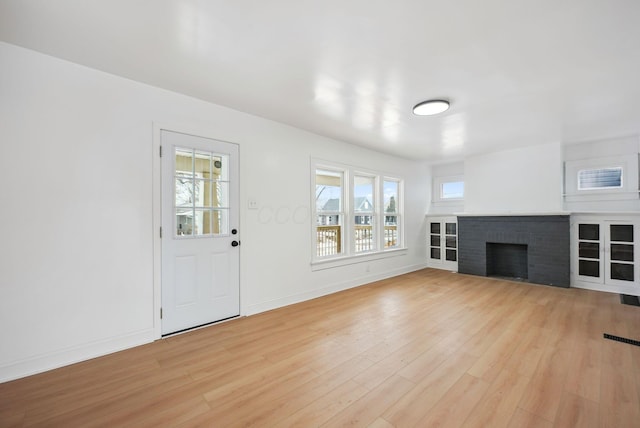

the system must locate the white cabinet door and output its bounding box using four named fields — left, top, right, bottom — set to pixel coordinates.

left=573, top=216, right=639, bottom=295
left=427, top=217, right=458, bottom=272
